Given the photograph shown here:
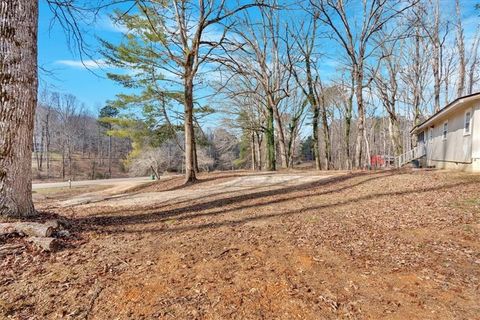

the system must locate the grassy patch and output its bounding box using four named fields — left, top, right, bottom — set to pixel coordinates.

left=450, top=197, right=480, bottom=211
left=462, top=198, right=480, bottom=206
